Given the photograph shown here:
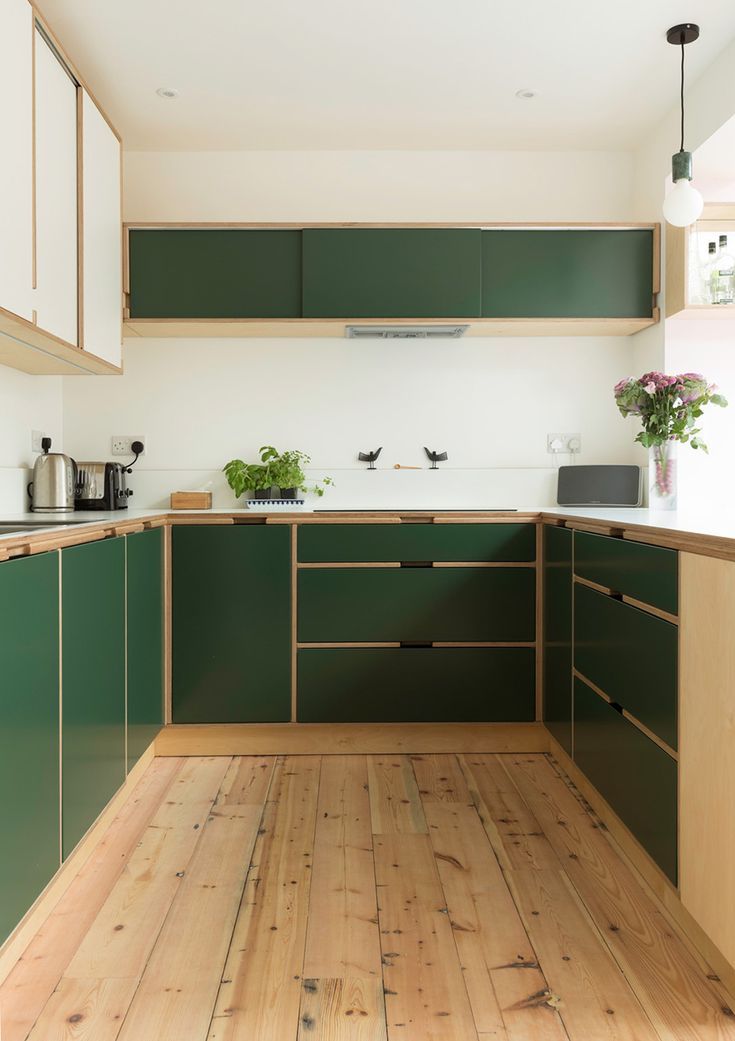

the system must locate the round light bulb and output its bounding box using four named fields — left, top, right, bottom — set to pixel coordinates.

left=663, top=178, right=704, bottom=227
